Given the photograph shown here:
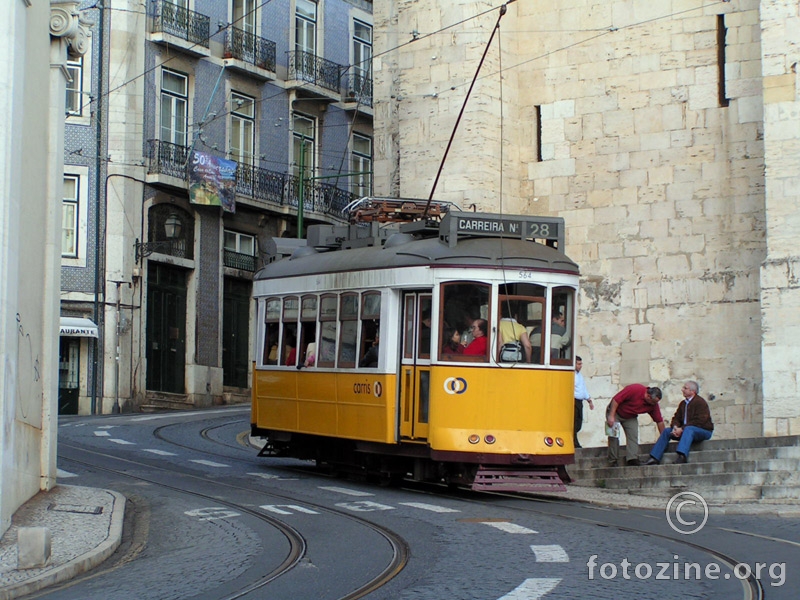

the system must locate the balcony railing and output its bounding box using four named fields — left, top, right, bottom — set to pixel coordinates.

left=224, top=27, right=276, bottom=72
left=148, top=140, right=189, bottom=180
left=147, top=142, right=355, bottom=221
left=343, top=72, right=373, bottom=107
left=288, top=51, right=342, bottom=93
left=223, top=249, right=256, bottom=272
left=152, top=0, right=210, bottom=48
